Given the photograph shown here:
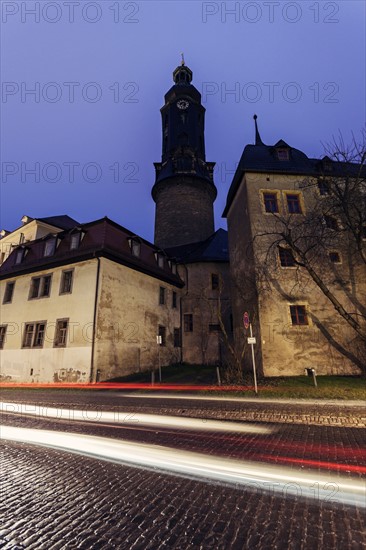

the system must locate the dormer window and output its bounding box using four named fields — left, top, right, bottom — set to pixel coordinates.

left=128, top=237, right=141, bottom=257
left=14, top=247, right=27, bottom=264
left=70, top=231, right=84, bottom=250
left=44, top=237, right=57, bottom=257
left=277, top=149, right=289, bottom=161
left=155, top=251, right=165, bottom=269
left=322, top=156, right=333, bottom=172
left=168, top=259, right=177, bottom=274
